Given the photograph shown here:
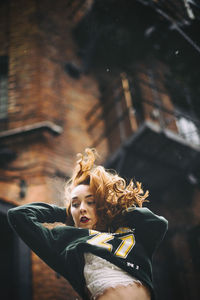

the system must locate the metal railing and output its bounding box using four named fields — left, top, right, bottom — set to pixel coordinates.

left=86, top=74, right=200, bottom=149
left=141, top=98, right=200, bottom=147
